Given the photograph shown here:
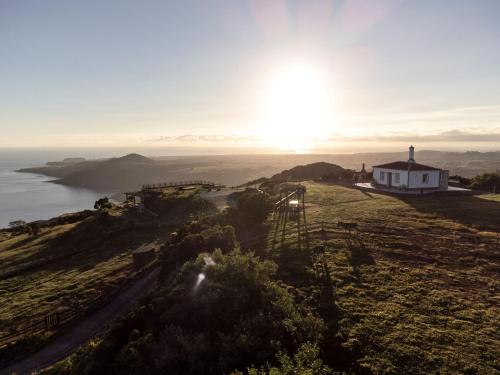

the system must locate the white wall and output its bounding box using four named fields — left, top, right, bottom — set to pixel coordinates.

left=373, top=168, right=409, bottom=187
left=408, top=170, right=441, bottom=188
left=373, top=168, right=444, bottom=188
